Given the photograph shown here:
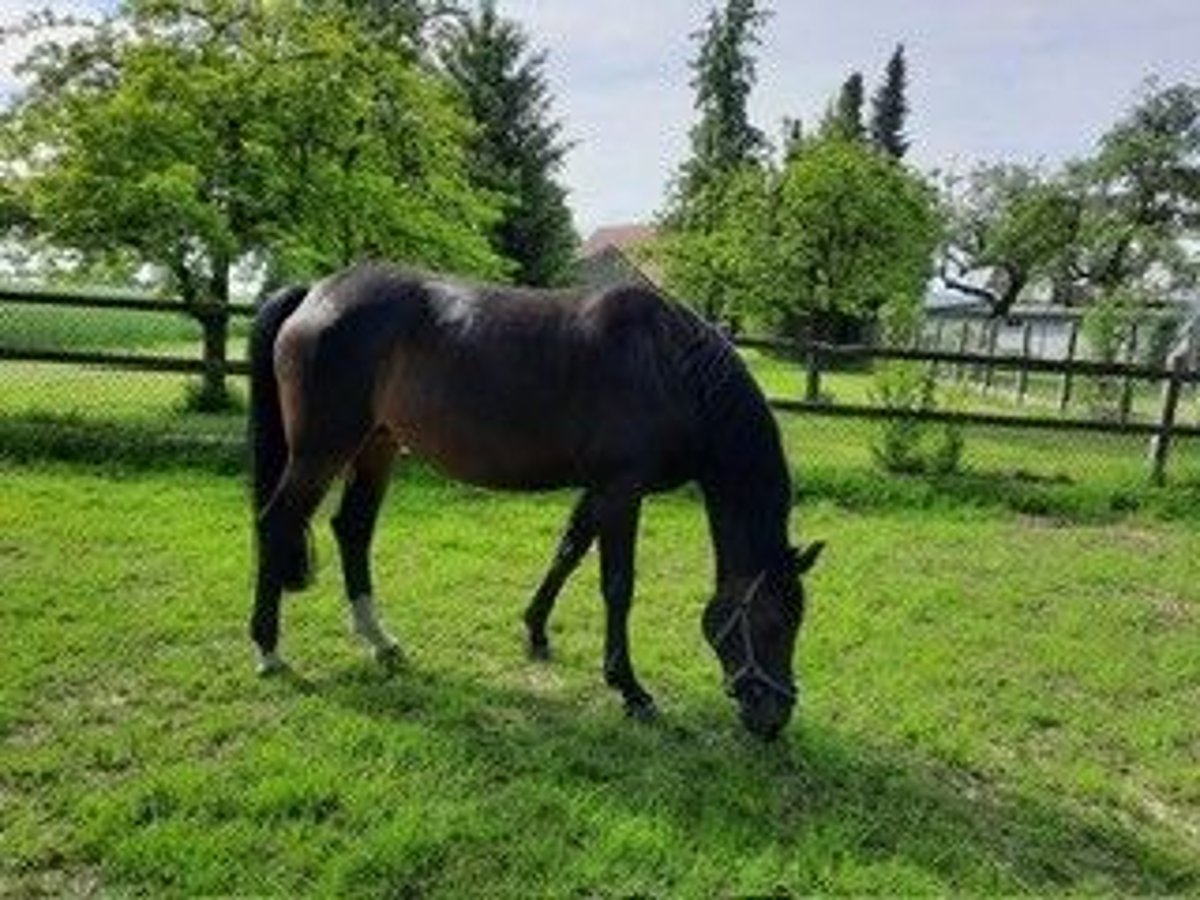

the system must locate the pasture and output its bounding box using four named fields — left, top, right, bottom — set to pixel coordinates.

left=2, top=455, right=1198, bottom=895
left=1, top=303, right=1198, bottom=894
